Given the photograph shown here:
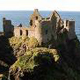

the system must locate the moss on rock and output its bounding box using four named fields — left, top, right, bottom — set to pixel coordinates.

left=9, top=36, right=39, bottom=49
left=10, top=48, right=59, bottom=72
left=9, top=46, right=80, bottom=80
